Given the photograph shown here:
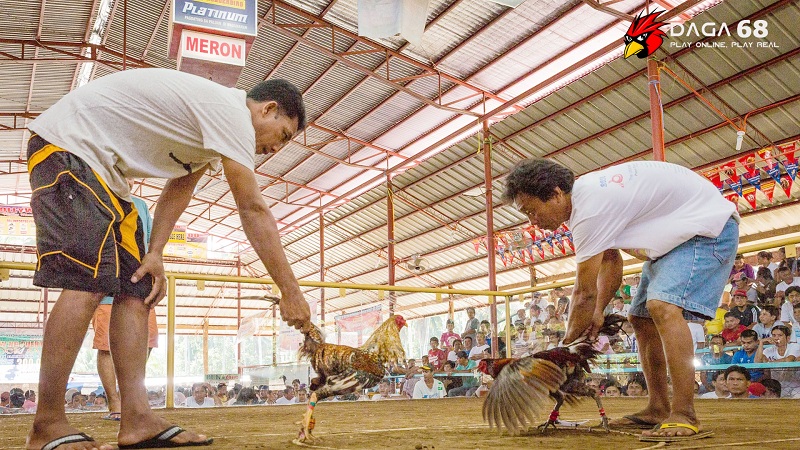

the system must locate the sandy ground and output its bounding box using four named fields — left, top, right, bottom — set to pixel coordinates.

left=3, top=397, right=799, bottom=449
